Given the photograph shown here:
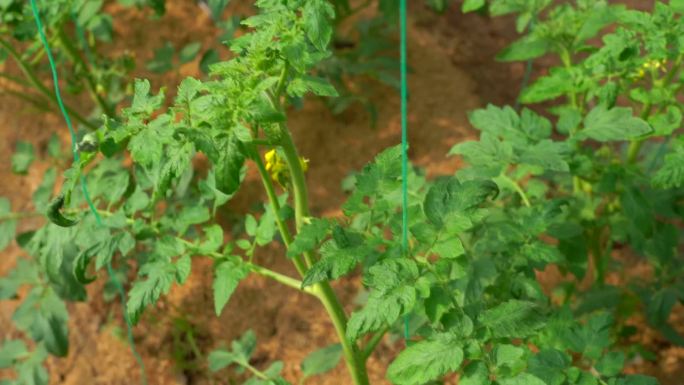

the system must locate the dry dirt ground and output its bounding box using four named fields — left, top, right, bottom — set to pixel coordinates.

left=1, top=0, right=683, bottom=384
